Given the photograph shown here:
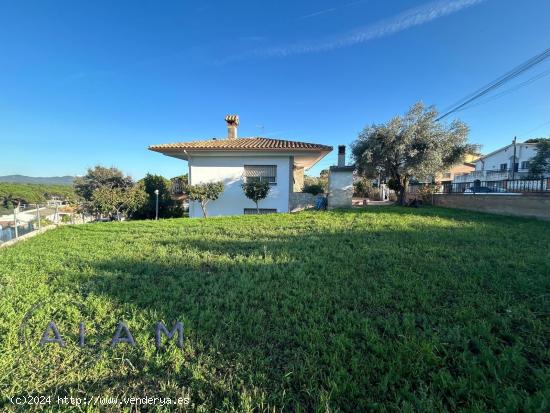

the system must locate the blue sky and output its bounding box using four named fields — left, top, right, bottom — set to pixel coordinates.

left=1, top=0, right=549, bottom=179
